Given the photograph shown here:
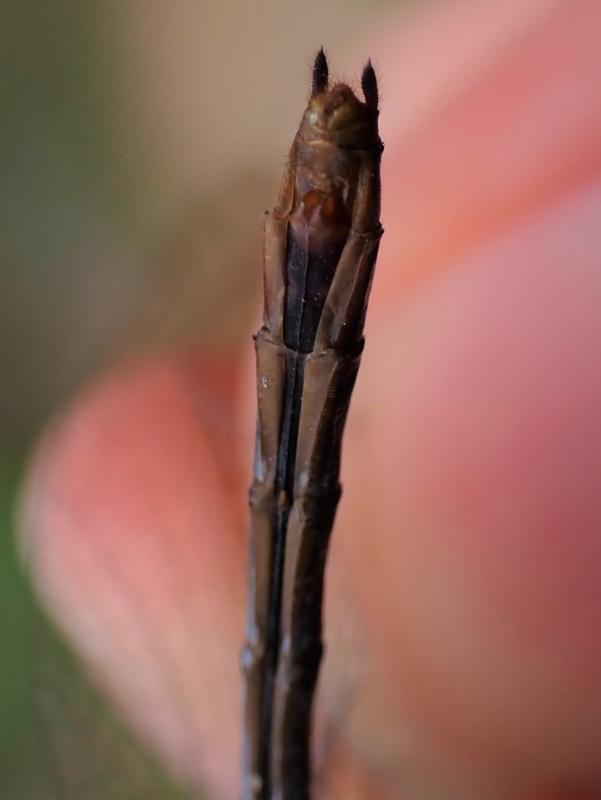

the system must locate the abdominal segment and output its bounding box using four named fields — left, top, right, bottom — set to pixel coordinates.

left=284, top=188, right=351, bottom=354
left=257, top=183, right=351, bottom=792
